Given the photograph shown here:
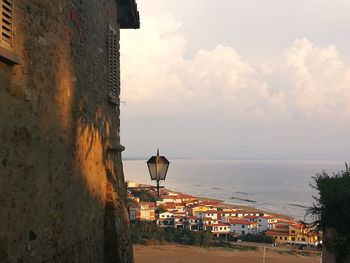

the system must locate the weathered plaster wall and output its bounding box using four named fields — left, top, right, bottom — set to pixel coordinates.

left=0, top=0, right=133, bottom=262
